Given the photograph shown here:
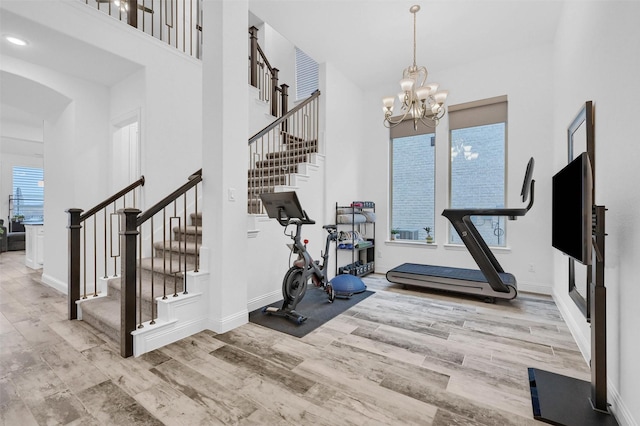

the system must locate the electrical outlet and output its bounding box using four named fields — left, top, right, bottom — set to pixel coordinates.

left=529, top=263, right=535, bottom=272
